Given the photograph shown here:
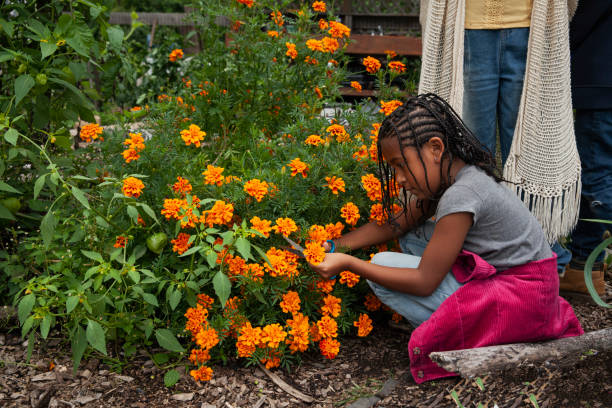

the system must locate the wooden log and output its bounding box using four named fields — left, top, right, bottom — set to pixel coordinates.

left=429, top=328, right=612, bottom=378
